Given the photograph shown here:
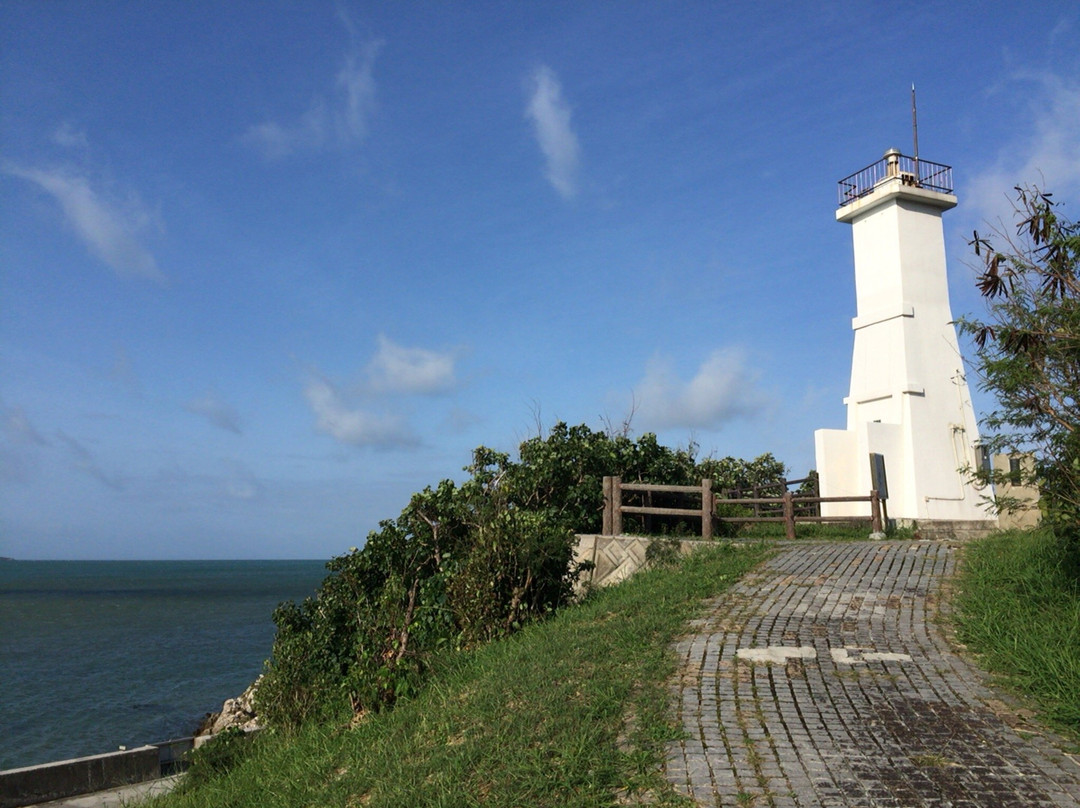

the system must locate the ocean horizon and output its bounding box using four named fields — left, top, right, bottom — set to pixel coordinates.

left=0, top=559, right=329, bottom=771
